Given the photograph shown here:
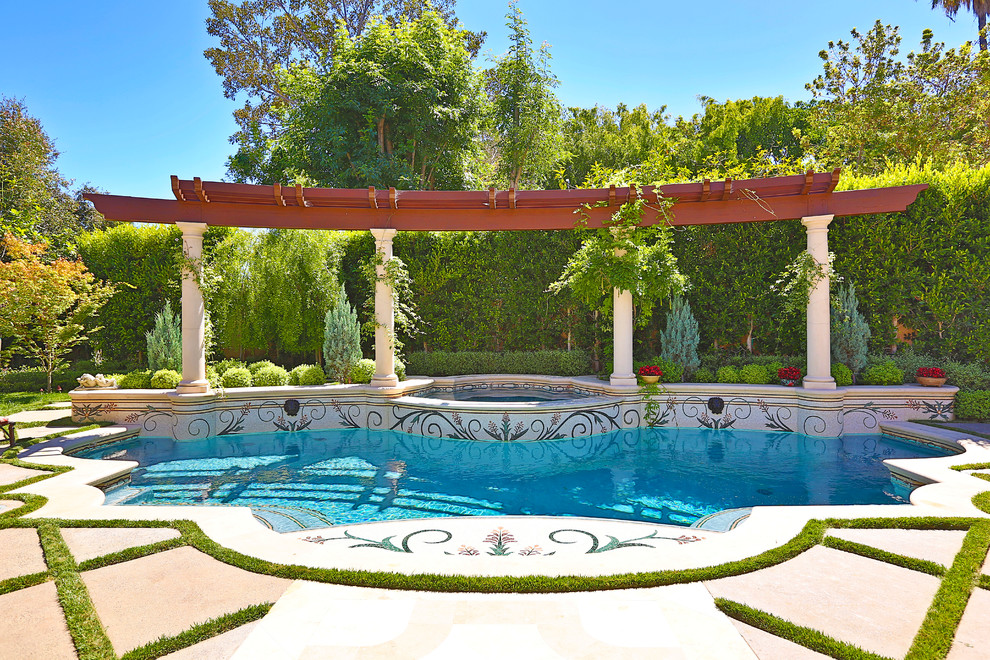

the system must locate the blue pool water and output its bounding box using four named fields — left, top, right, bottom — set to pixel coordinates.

left=74, top=428, right=950, bottom=532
